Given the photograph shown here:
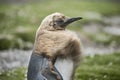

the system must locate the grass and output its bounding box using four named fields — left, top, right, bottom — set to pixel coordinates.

left=0, top=68, right=26, bottom=80
left=0, top=53, right=120, bottom=80
left=75, top=53, right=120, bottom=80
left=0, top=1, right=120, bottom=79
left=87, top=32, right=120, bottom=46
left=0, top=0, right=120, bottom=33
left=0, top=0, right=120, bottom=50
